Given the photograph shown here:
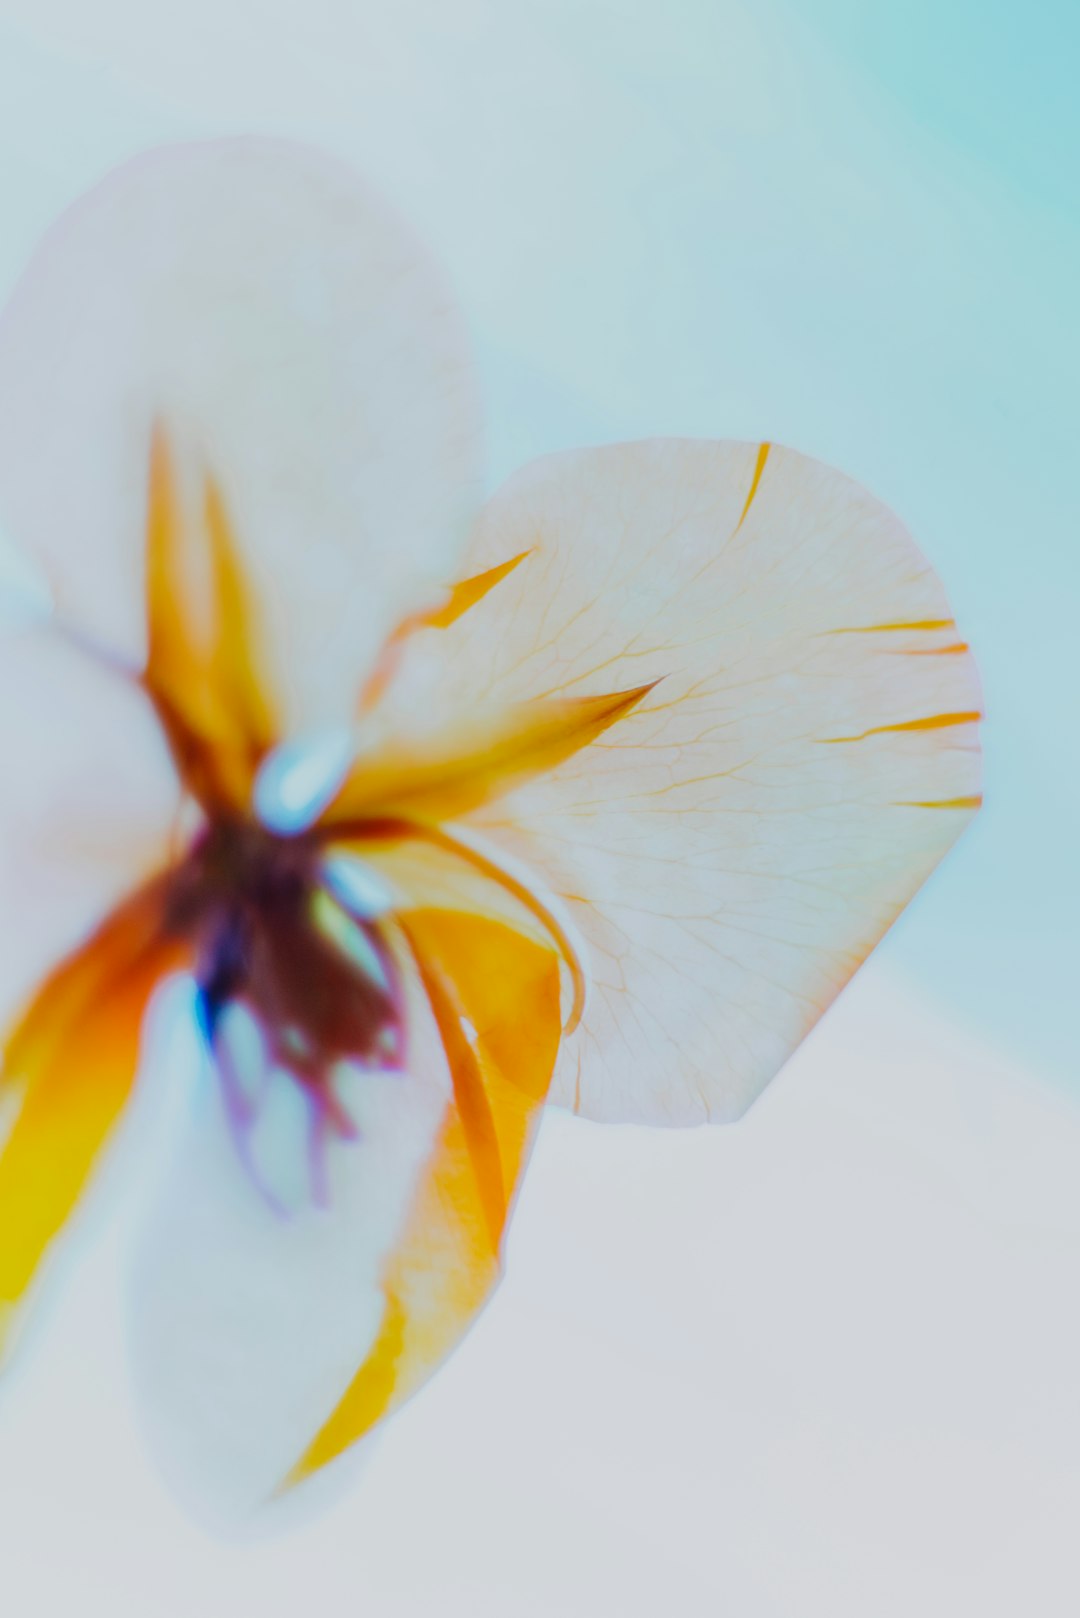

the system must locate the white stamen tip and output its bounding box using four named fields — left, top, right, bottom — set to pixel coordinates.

left=255, top=726, right=356, bottom=835
left=321, top=854, right=396, bottom=920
